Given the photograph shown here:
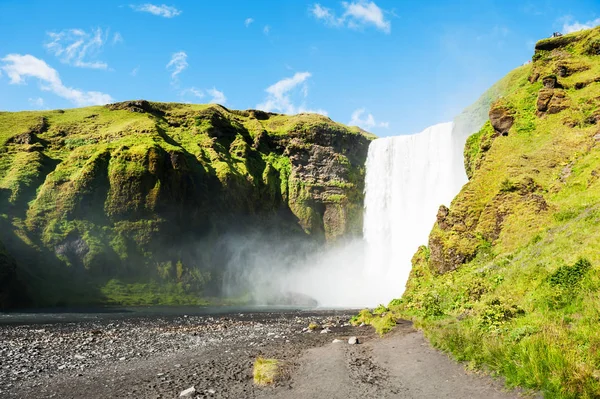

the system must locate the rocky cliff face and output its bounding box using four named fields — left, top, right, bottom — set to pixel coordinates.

left=0, top=102, right=373, bottom=308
